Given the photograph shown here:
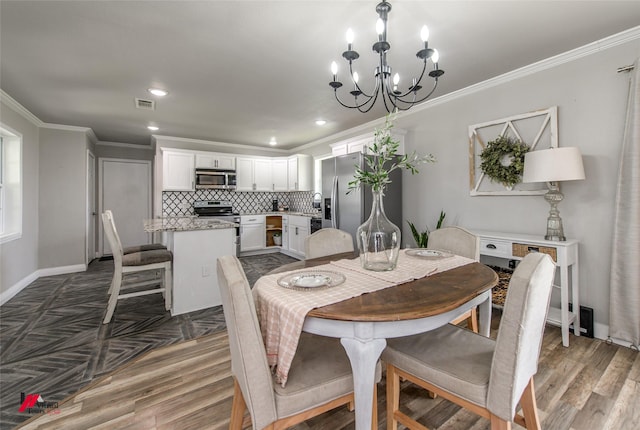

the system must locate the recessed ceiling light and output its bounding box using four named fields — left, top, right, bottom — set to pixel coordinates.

left=269, top=137, right=277, bottom=146
left=148, top=88, right=168, bottom=97
left=315, top=120, right=327, bottom=126
left=147, top=125, right=159, bottom=131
